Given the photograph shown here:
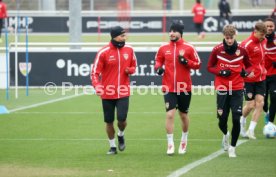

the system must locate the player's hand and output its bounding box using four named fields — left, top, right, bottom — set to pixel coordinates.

left=219, top=70, right=231, bottom=77
left=178, top=55, right=188, bottom=65
left=240, top=69, right=248, bottom=78
left=273, top=61, right=276, bottom=68
left=94, top=85, right=104, bottom=96
left=156, top=67, right=164, bottom=75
